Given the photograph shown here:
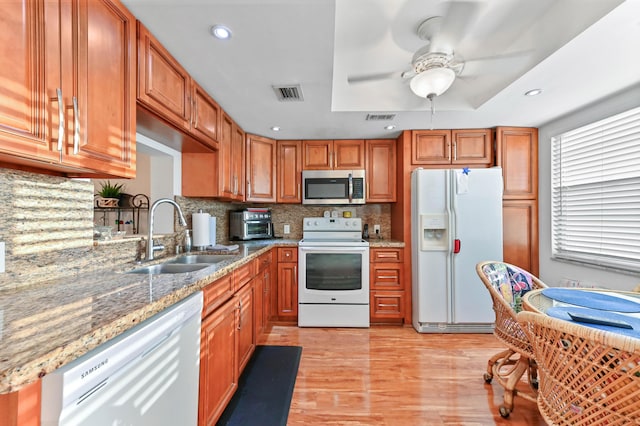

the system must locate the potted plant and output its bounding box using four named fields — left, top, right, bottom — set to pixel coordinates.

left=96, top=181, right=124, bottom=208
